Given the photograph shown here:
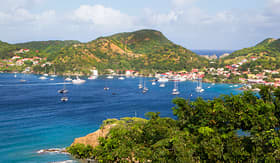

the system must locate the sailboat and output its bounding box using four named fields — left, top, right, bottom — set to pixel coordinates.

left=14, top=72, right=17, bottom=78
left=40, top=67, right=48, bottom=79
left=58, top=81, right=68, bottom=94
left=138, top=76, right=143, bottom=89
left=195, top=79, right=204, bottom=93
left=72, top=76, right=86, bottom=84
left=142, top=78, right=148, bottom=93
left=172, top=81, right=180, bottom=95
left=51, top=67, right=57, bottom=77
